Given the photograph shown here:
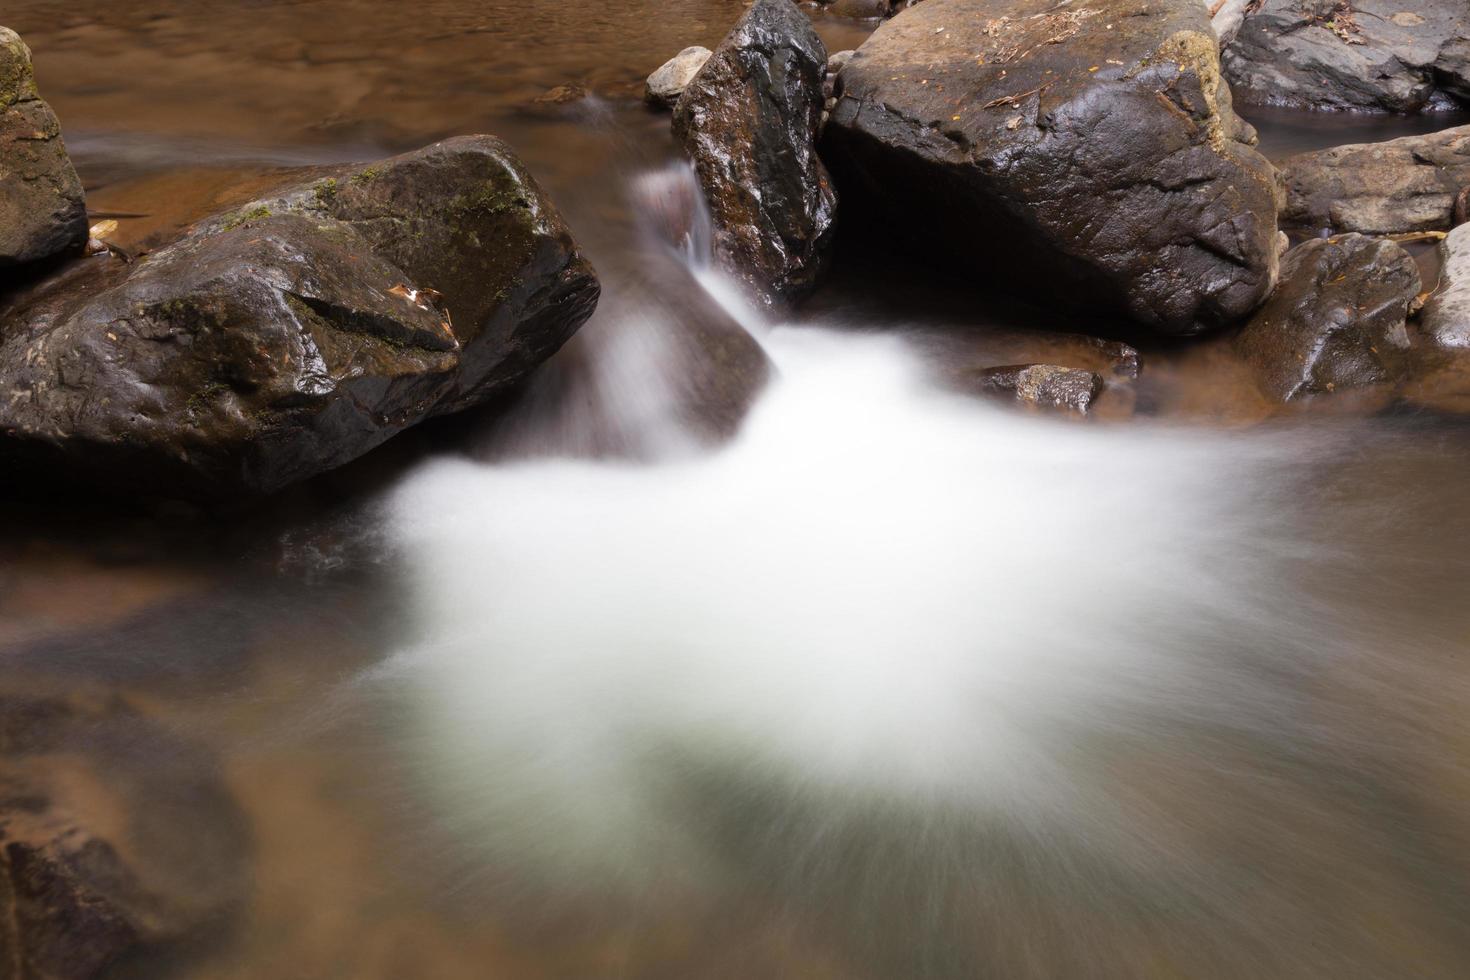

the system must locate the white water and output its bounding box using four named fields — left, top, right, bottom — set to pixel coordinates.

left=351, top=168, right=1470, bottom=977
left=383, top=321, right=1333, bottom=878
